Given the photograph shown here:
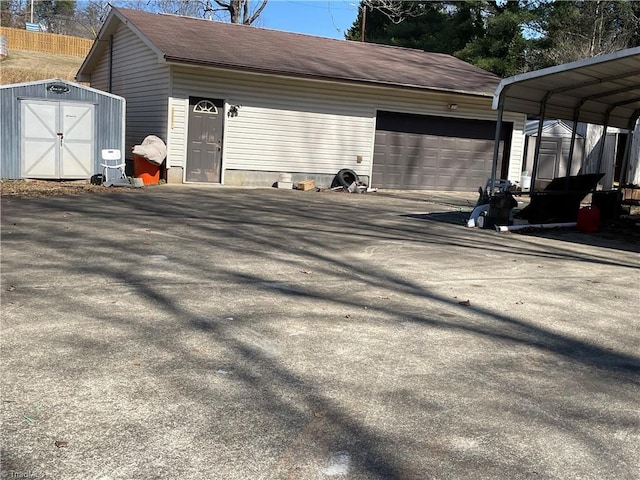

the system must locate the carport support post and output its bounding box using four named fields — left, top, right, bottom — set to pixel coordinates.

left=489, top=96, right=505, bottom=196
left=593, top=110, right=612, bottom=191
left=618, top=112, right=640, bottom=186
left=565, top=101, right=585, bottom=189
left=530, top=94, right=550, bottom=194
